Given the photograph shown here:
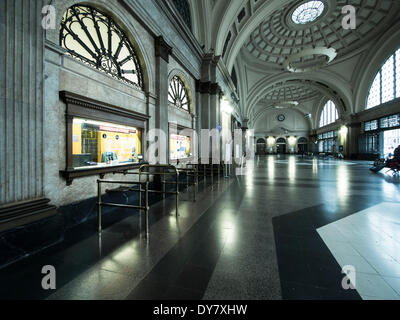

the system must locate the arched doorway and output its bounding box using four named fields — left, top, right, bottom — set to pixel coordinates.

left=298, top=137, right=308, bottom=154
left=276, top=138, right=287, bottom=154
left=256, top=138, right=266, bottom=155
